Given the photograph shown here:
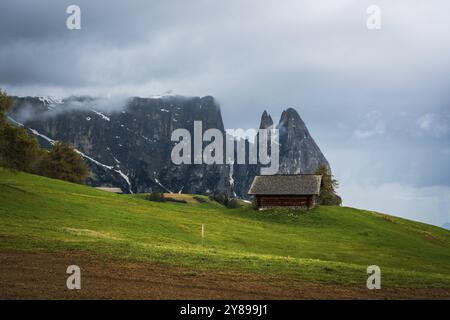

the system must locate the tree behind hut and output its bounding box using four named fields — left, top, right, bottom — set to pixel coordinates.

left=315, top=164, right=342, bottom=206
